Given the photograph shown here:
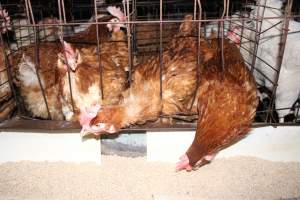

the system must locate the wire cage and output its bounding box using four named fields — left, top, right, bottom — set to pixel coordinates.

left=0, top=0, right=299, bottom=132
